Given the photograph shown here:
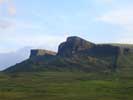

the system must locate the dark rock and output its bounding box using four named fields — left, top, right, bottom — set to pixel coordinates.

left=57, top=36, right=95, bottom=57
left=86, top=44, right=120, bottom=57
